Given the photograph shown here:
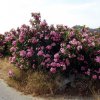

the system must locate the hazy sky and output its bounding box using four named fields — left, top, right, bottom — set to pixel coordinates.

left=0, top=0, right=100, bottom=33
